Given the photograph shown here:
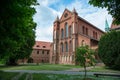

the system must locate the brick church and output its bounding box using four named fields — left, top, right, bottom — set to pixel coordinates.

left=51, top=8, right=104, bottom=64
